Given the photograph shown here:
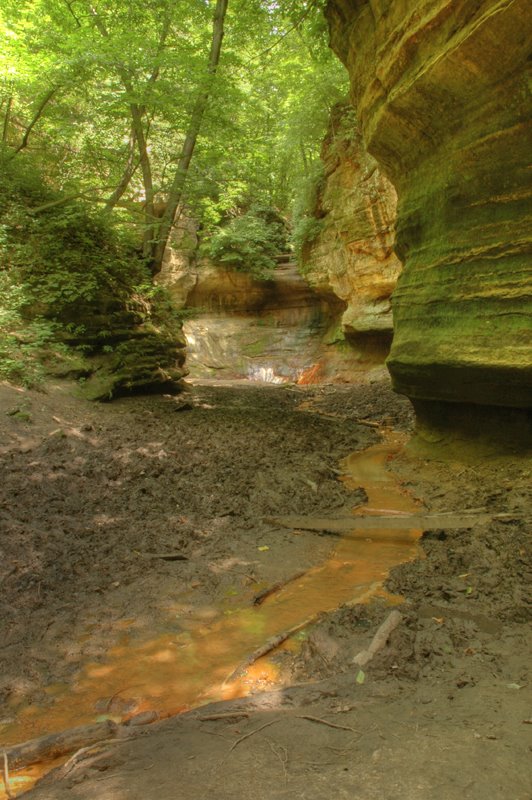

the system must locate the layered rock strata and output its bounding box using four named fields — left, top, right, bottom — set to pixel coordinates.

left=159, top=255, right=389, bottom=383
left=326, top=0, right=532, bottom=430
left=303, top=101, right=401, bottom=336
left=58, top=298, right=187, bottom=401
